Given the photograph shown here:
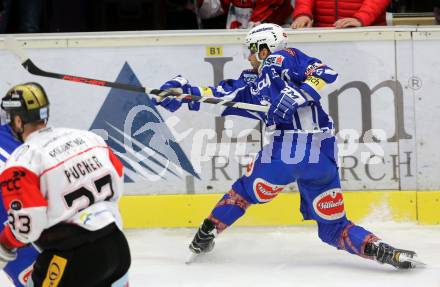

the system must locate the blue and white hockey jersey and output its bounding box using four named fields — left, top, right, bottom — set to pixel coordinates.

left=193, top=49, right=381, bottom=260
left=192, top=48, right=338, bottom=132
left=0, top=124, right=21, bottom=171
left=0, top=124, right=39, bottom=287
